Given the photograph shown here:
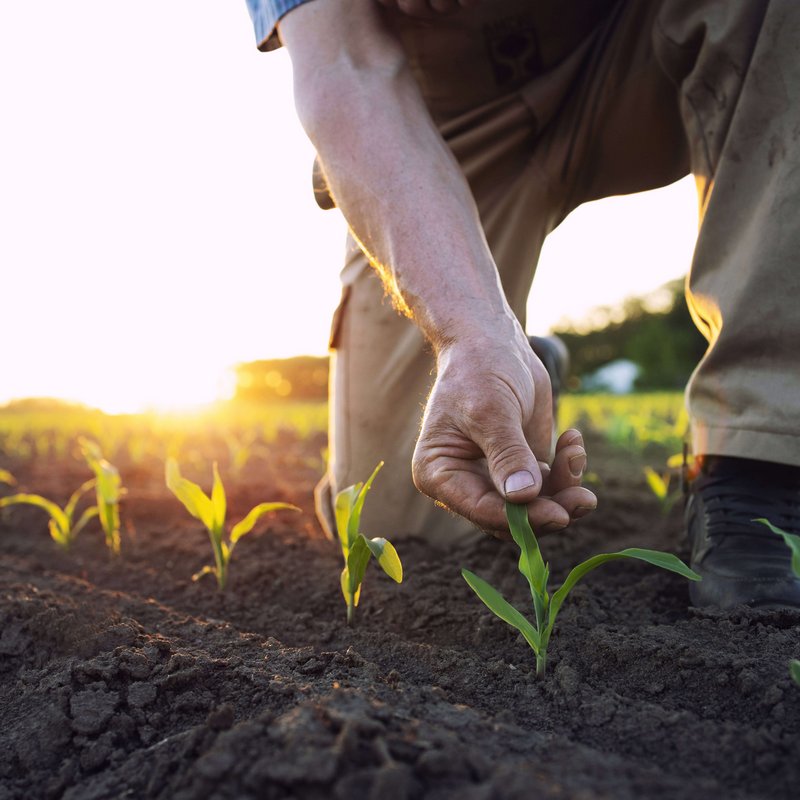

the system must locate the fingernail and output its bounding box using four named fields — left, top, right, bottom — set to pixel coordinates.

left=569, top=450, right=587, bottom=477
left=542, top=520, right=568, bottom=533
left=572, top=505, right=596, bottom=520
left=567, top=431, right=583, bottom=446
left=504, top=470, right=535, bottom=495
